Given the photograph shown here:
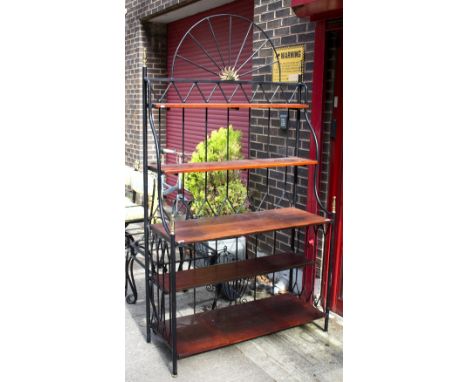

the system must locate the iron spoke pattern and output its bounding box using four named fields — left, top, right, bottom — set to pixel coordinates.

left=171, top=14, right=281, bottom=82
